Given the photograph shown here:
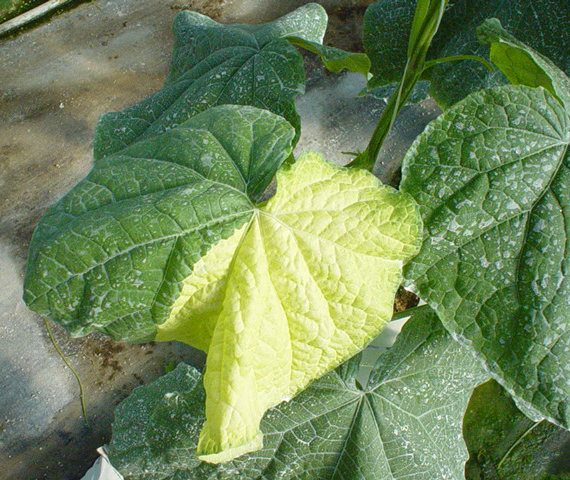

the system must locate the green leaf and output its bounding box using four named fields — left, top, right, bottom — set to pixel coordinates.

left=477, top=18, right=570, bottom=112
left=363, top=0, right=570, bottom=108
left=93, top=3, right=327, bottom=160
left=155, top=151, right=422, bottom=462
left=23, top=105, right=295, bottom=341
left=286, top=37, right=371, bottom=76
left=107, top=309, right=487, bottom=478
left=464, top=380, right=570, bottom=480
left=401, top=35, right=570, bottom=427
